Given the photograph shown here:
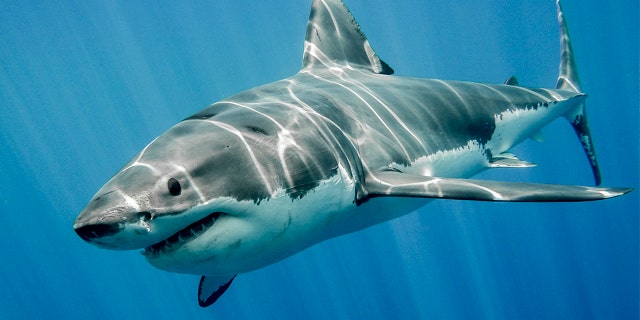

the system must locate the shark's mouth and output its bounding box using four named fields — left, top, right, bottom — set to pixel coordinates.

left=143, top=212, right=224, bottom=256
